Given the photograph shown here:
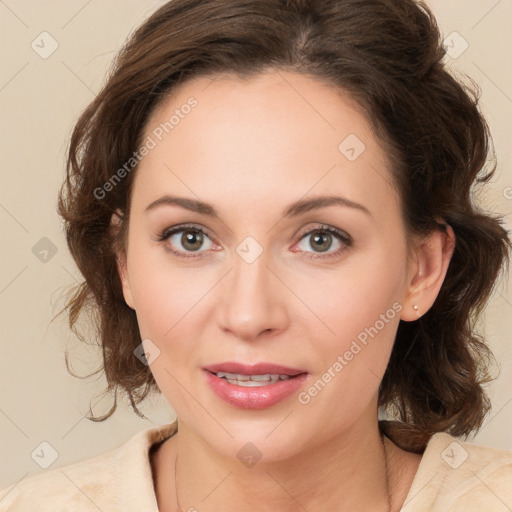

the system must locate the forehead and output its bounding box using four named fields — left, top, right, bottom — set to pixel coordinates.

left=132, top=70, right=399, bottom=223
